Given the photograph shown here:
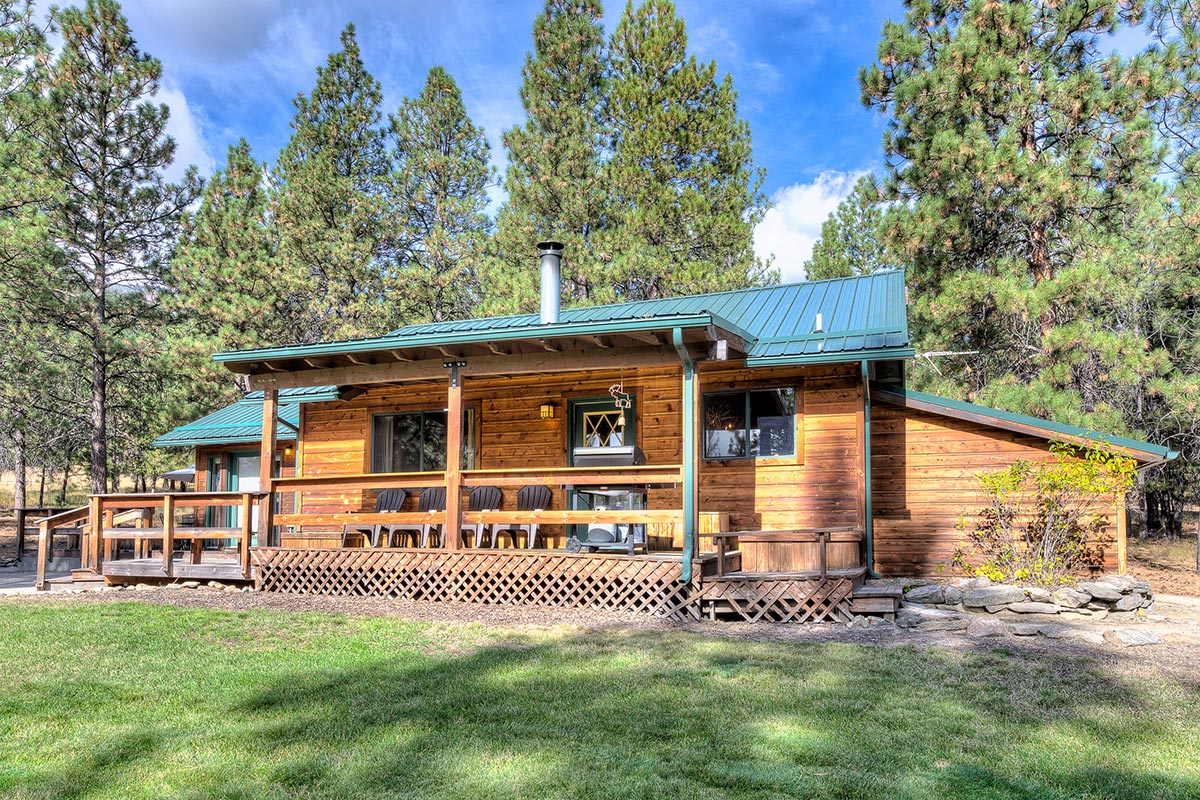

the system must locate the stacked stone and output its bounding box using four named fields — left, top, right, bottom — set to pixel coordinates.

left=898, top=575, right=1154, bottom=621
